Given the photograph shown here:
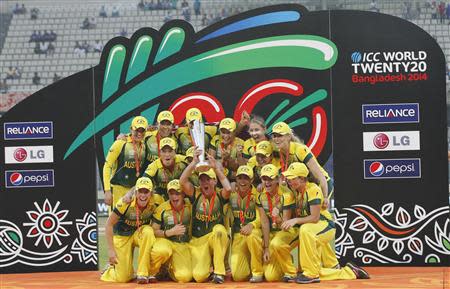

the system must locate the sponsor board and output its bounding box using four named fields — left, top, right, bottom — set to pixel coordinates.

left=364, top=158, right=421, bottom=179
left=5, top=169, right=55, bottom=188
left=362, top=103, right=419, bottom=124
left=4, top=146, right=54, bottom=164
left=363, top=131, right=420, bottom=151
left=3, top=121, right=53, bottom=140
